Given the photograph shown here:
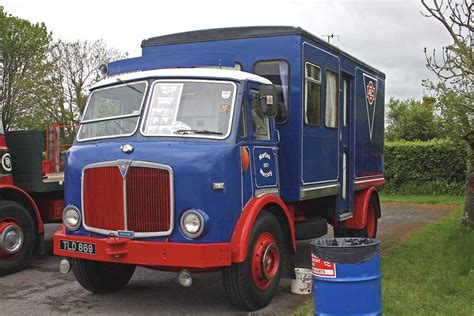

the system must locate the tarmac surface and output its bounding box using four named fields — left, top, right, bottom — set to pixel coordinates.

left=0, top=202, right=454, bottom=315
